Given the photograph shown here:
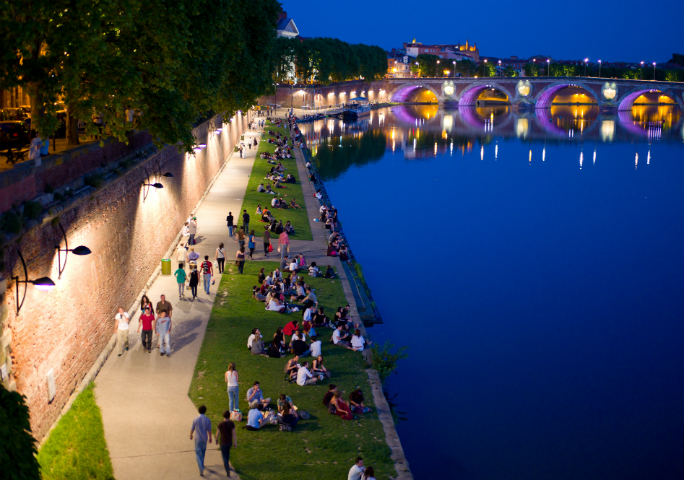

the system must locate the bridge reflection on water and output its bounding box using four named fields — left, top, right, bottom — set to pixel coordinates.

left=300, top=105, right=683, bottom=161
